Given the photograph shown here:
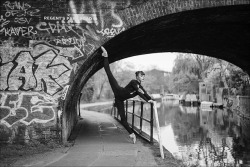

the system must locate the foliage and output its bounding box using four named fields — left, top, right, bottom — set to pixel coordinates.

left=143, top=69, right=168, bottom=94
left=171, top=53, right=249, bottom=95
left=205, top=61, right=230, bottom=87
left=228, top=65, right=250, bottom=88
left=227, top=64, right=250, bottom=95
left=171, top=53, right=215, bottom=94
left=81, top=78, right=94, bottom=102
